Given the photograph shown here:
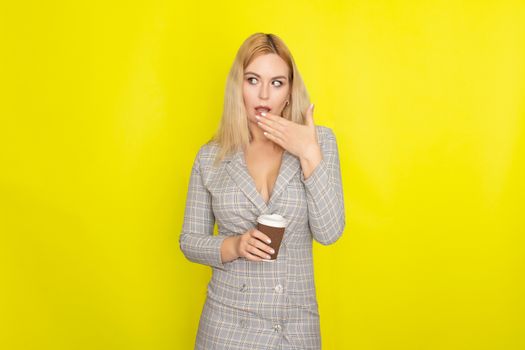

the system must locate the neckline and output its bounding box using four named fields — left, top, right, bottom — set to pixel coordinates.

left=225, top=146, right=300, bottom=214
left=240, top=147, right=285, bottom=206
